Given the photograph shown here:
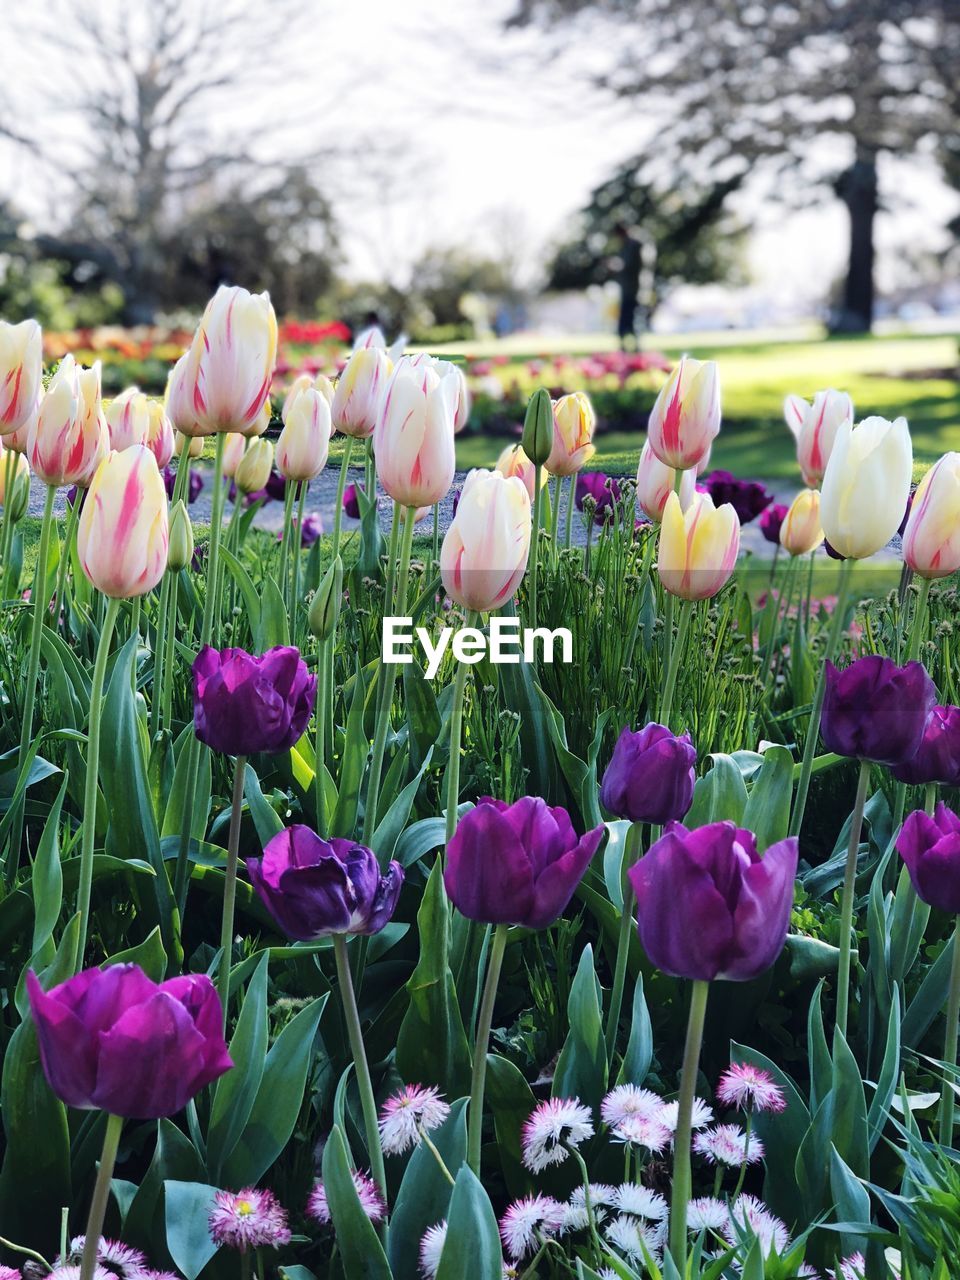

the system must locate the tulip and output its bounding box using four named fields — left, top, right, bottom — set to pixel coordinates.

left=445, top=795, right=604, bottom=929
left=0, top=318, right=43, bottom=436
left=699, top=470, right=772, bottom=525
left=28, top=354, right=108, bottom=488
left=902, top=453, right=960, bottom=579
left=2, top=419, right=30, bottom=454
left=237, top=397, right=273, bottom=439
left=496, top=442, right=547, bottom=502
left=635, top=439, right=696, bottom=523
left=575, top=471, right=621, bottom=518
left=221, top=431, right=247, bottom=478
left=759, top=502, right=788, bottom=546
left=440, top=468, right=531, bottom=613
left=167, top=500, right=194, bottom=572
left=26, top=963, right=231, bottom=1118
left=193, top=644, right=316, bottom=756
left=145, top=398, right=175, bottom=468
left=779, top=489, right=823, bottom=556
left=247, top=825, right=403, bottom=940
left=175, top=430, right=204, bottom=459
left=898, top=803, right=960, bottom=916
left=76, top=446, right=168, bottom=598
left=658, top=490, right=740, bottom=601
left=600, top=723, right=697, bottom=826
left=276, top=387, right=331, bottom=481
left=821, top=656, right=936, bottom=766
left=374, top=361, right=457, bottom=507
left=891, top=706, right=960, bottom=787
left=545, top=392, right=596, bottom=477
left=105, top=386, right=150, bottom=452
left=0, top=445, right=29, bottom=508
left=234, top=437, right=274, bottom=495
left=783, top=389, right=853, bottom=487
left=332, top=346, right=391, bottom=438
left=647, top=356, right=720, bottom=471
left=164, top=463, right=204, bottom=505
left=819, top=416, right=912, bottom=559
left=398, top=354, right=471, bottom=433
left=522, top=388, right=554, bottom=466
left=284, top=372, right=336, bottom=420
left=343, top=481, right=361, bottom=519
left=629, top=822, right=798, bottom=982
